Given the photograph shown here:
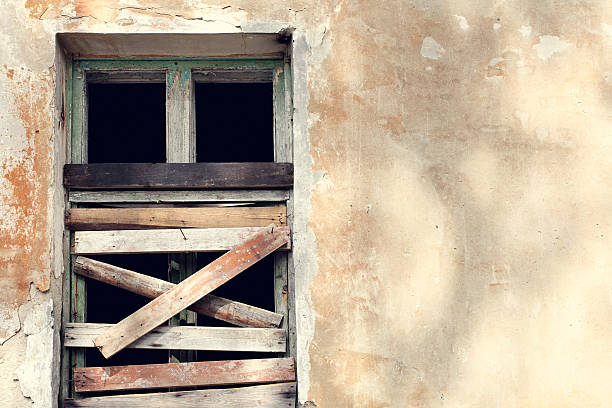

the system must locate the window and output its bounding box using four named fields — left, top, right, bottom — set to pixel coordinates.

left=62, top=57, right=295, bottom=405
